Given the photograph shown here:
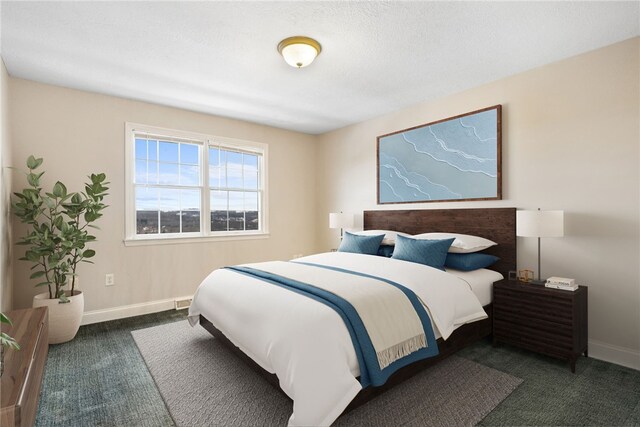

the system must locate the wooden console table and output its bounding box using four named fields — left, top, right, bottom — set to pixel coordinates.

left=1, top=307, right=49, bottom=427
